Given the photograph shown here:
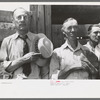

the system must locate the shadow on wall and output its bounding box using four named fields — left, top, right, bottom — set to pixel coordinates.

left=77, top=24, right=90, bottom=45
